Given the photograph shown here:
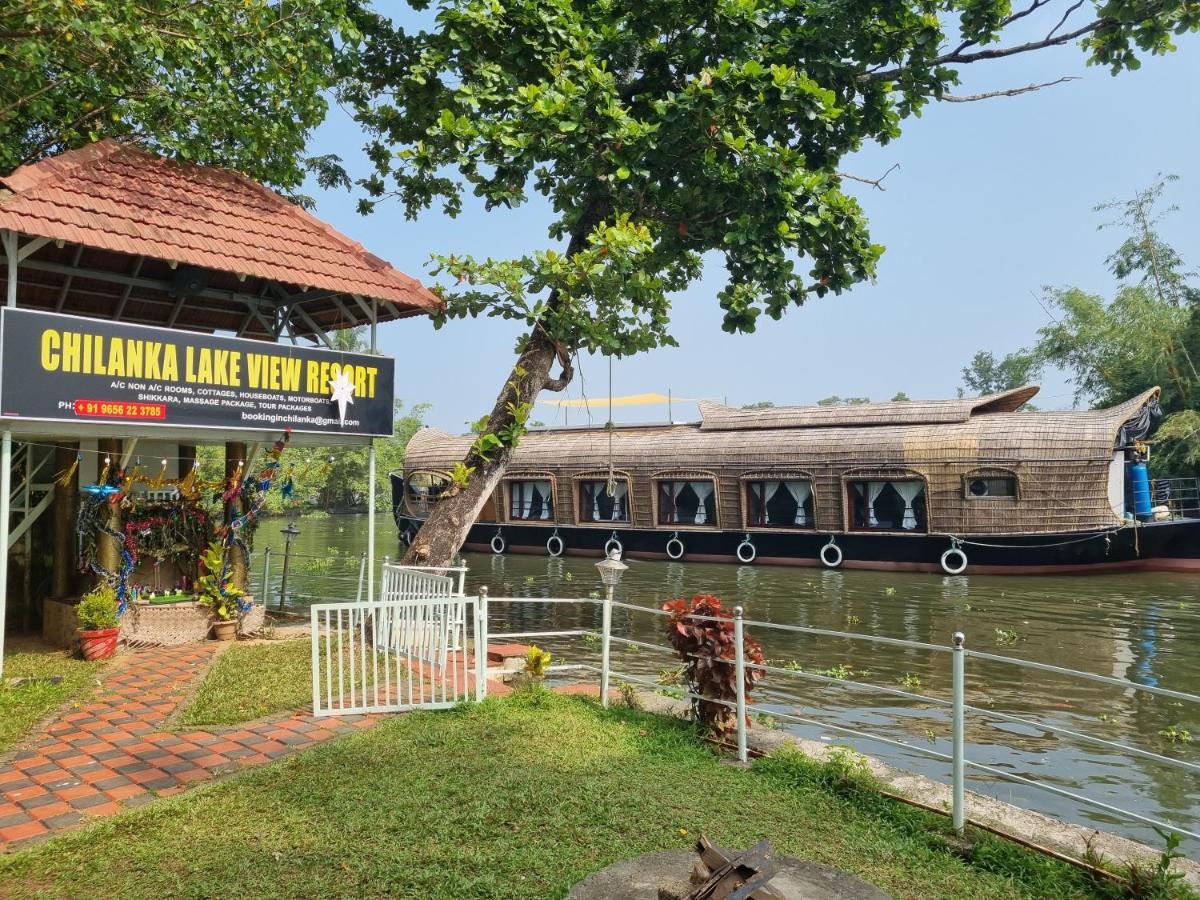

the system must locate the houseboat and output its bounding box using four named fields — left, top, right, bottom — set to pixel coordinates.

left=393, top=386, right=1200, bottom=575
